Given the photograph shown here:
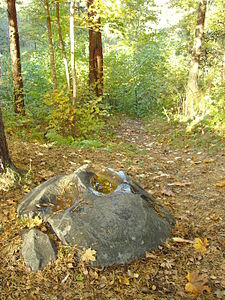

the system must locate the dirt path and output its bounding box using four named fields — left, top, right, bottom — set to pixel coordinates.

left=0, top=117, right=224, bottom=299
